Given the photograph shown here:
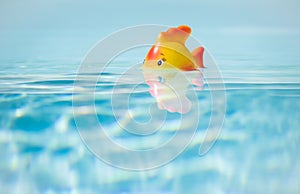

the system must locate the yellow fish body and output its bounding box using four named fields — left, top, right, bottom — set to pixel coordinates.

left=143, top=25, right=204, bottom=71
